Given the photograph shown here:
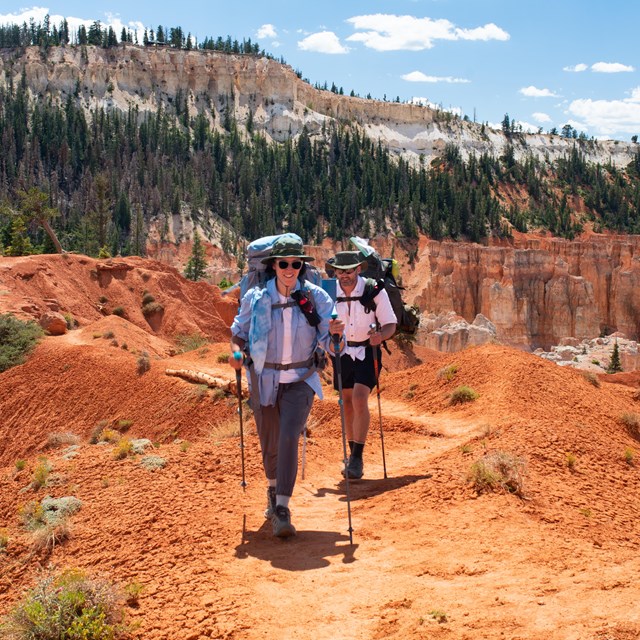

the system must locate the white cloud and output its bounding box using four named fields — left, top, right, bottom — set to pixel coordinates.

left=568, top=96, right=640, bottom=135
left=345, top=14, right=509, bottom=51
left=533, top=112, right=552, bottom=123
left=591, top=62, right=634, bottom=73
left=298, top=31, right=349, bottom=54
left=563, top=63, right=588, bottom=72
left=402, top=71, right=469, bottom=84
left=409, top=97, right=462, bottom=117
left=257, top=24, right=277, bottom=39
left=519, top=85, right=559, bottom=98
